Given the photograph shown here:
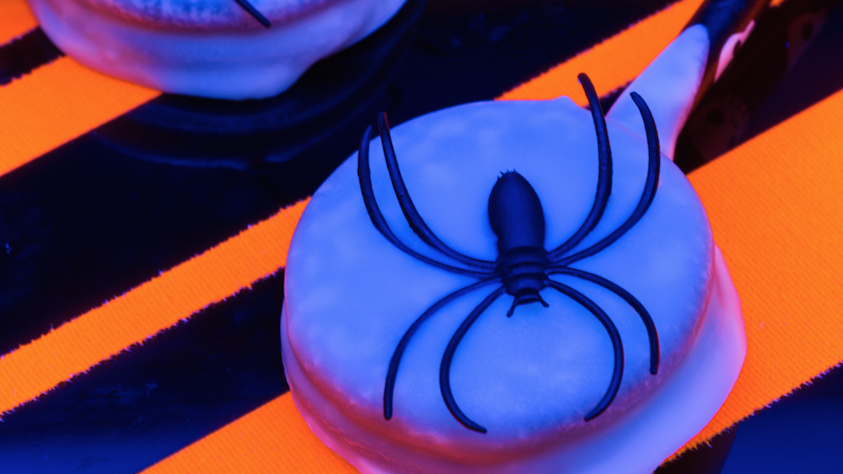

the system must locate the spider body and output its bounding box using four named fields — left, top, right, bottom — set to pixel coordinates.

left=488, top=172, right=550, bottom=314
left=359, top=74, right=662, bottom=434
